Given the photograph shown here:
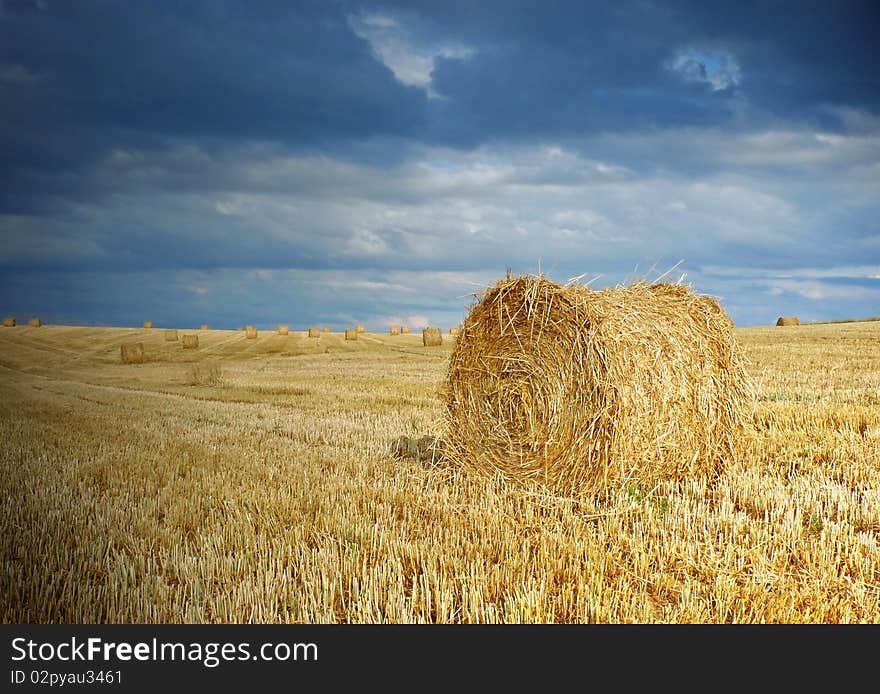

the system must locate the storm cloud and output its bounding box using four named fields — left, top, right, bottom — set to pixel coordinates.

left=1, top=0, right=878, bottom=328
